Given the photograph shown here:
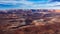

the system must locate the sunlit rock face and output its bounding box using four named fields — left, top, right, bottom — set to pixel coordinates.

left=55, top=10, right=60, bottom=12
left=32, top=19, right=46, bottom=26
